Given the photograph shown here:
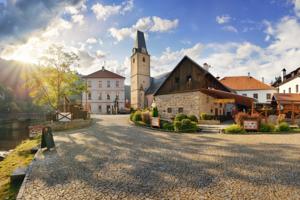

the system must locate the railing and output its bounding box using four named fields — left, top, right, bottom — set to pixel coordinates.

left=0, top=113, right=46, bottom=121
